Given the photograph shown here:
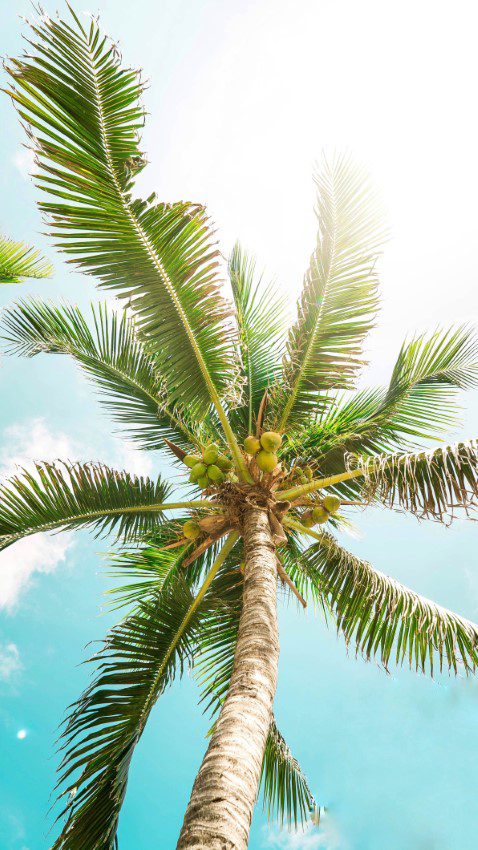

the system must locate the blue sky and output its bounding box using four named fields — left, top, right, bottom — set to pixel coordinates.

left=1, top=1, right=478, bottom=848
